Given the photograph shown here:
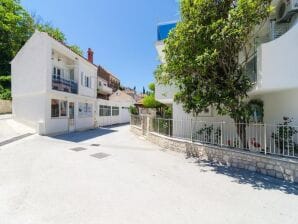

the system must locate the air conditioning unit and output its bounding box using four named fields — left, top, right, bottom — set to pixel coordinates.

left=276, top=0, right=298, bottom=23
